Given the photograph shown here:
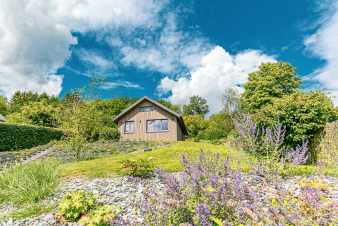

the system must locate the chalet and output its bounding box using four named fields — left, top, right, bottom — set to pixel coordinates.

left=113, top=96, right=187, bottom=141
